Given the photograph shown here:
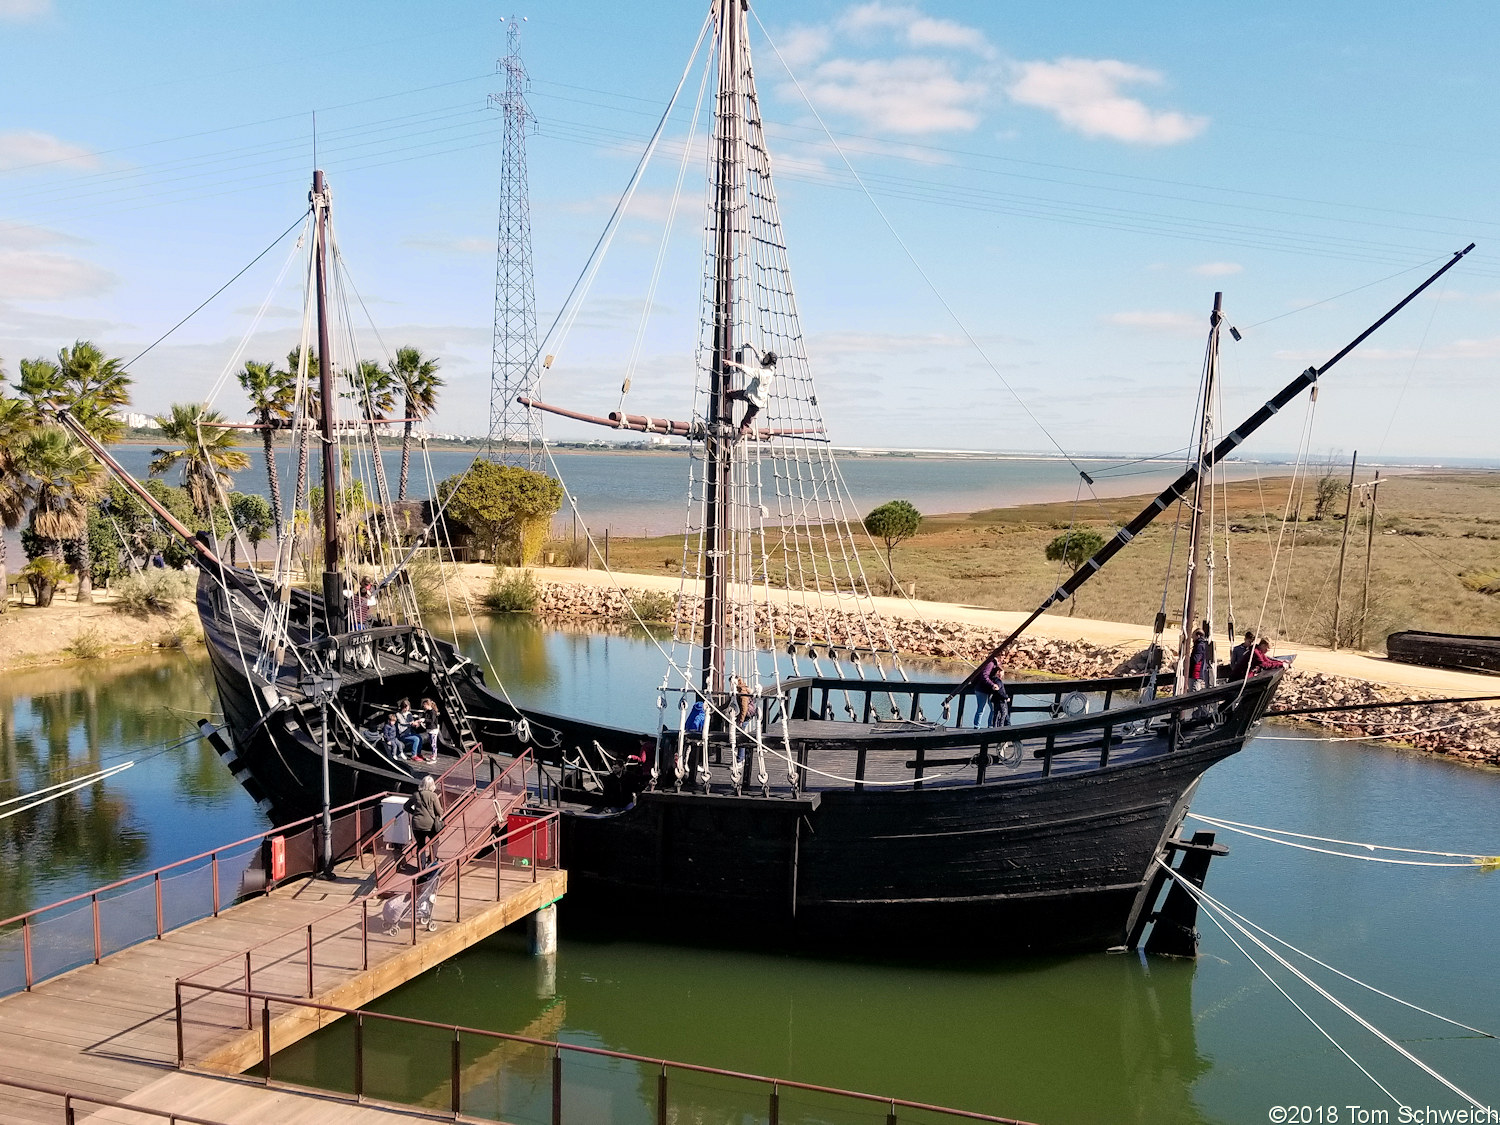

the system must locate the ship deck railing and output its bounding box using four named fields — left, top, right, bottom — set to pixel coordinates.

left=625, top=671, right=1280, bottom=798
left=0, top=791, right=396, bottom=997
